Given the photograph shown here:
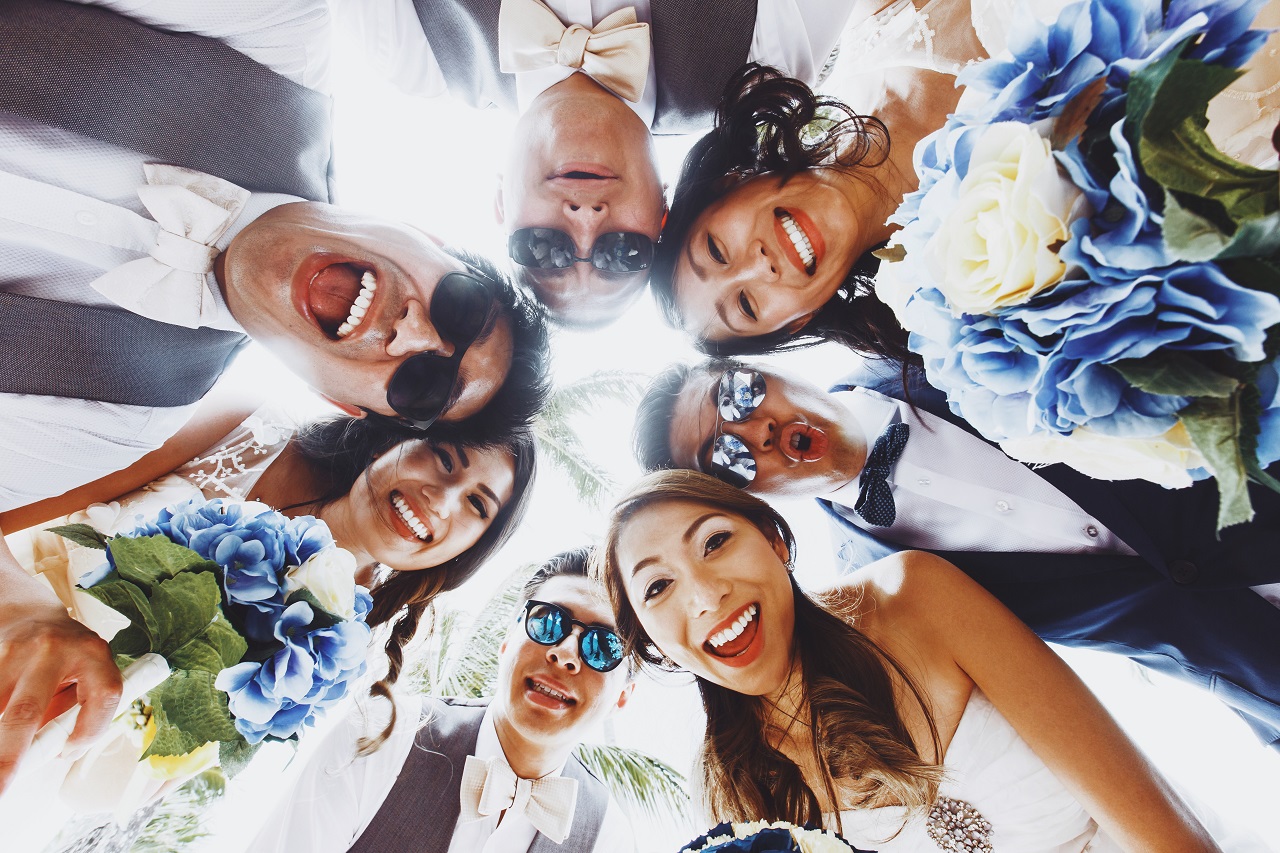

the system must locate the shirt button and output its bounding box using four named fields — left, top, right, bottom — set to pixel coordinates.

left=1085, top=524, right=1099, bottom=538
left=75, top=210, right=97, bottom=227
left=916, top=477, right=931, bottom=486
left=995, top=500, right=1011, bottom=512
left=1170, top=560, right=1199, bottom=585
